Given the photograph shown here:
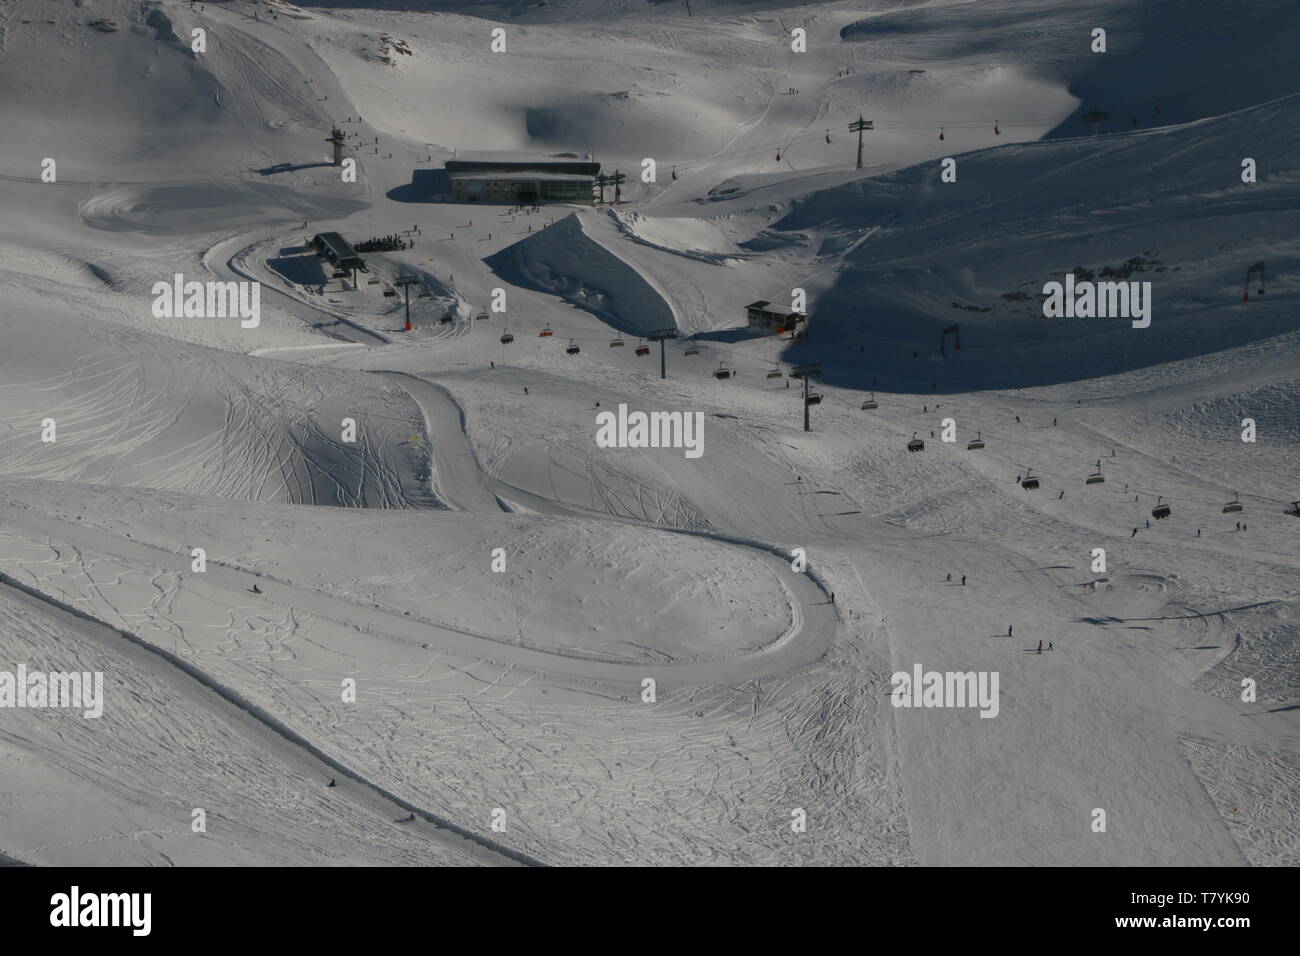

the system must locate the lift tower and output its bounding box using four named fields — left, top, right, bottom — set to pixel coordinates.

left=792, top=363, right=822, bottom=432
left=395, top=275, right=418, bottom=332
left=647, top=328, right=679, bottom=380
left=850, top=116, right=874, bottom=170
left=326, top=126, right=346, bottom=166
